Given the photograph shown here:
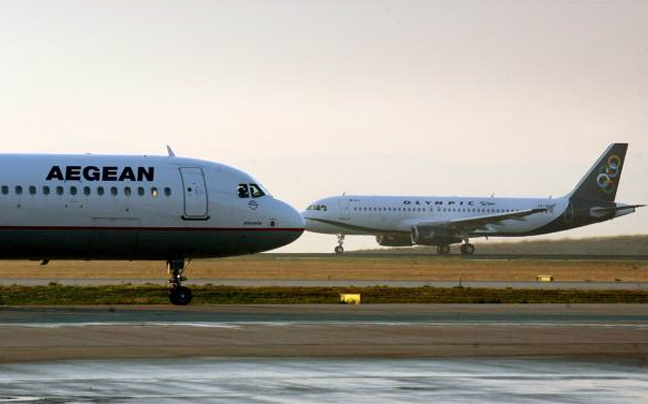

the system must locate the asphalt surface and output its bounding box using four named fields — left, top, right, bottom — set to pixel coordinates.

left=269, top=253, right=648, bottom=260
left=2, top=278, right=647, bottom=289
left=1, top=304, right=647, bottom=363
left=1, top=357, right=647, bottom=403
